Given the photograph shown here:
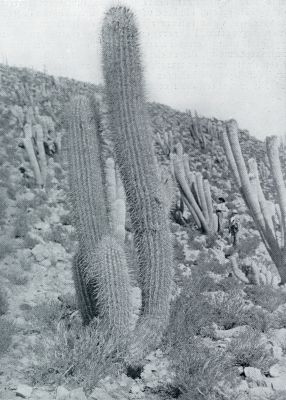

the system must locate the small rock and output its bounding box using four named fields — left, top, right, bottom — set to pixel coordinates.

left=269, top=363, right=281, bottom=377
left=56, top=386, right=69, bottom=400
left=244, top=367, right=265, bottom=384
left=270, top=377, right=286, bottom=391
left=89, top=388, right=114, bottom=400
left=16, top=384, right=33, bottom=398
left=68, top=387, right=87, bottom=400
